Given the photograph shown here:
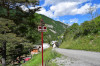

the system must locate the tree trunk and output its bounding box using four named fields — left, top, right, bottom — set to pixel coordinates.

left=2, top=41, right=6, bottom=66
left=7, top=0, right=10, bottom=18
left=7, top=8, right=10, bottom=18
left=2, top=0, right=5, bottom=6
